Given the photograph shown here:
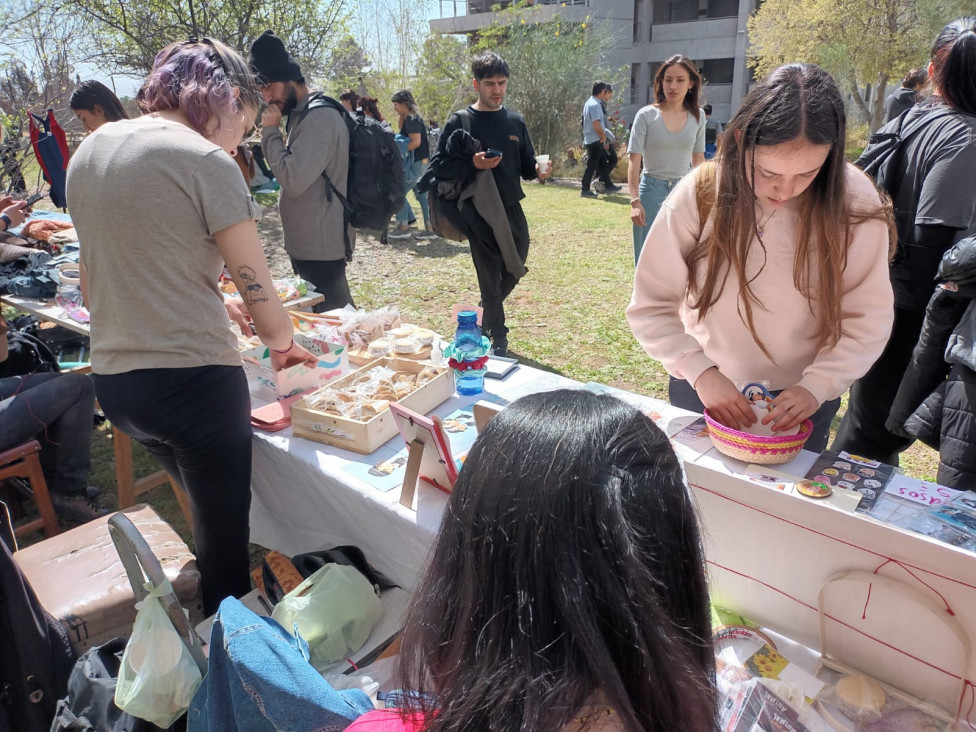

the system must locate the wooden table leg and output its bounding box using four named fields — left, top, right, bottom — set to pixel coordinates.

left=113, top=427, right=193, bottom=529
left=113, top=426, right=136, bottom=508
